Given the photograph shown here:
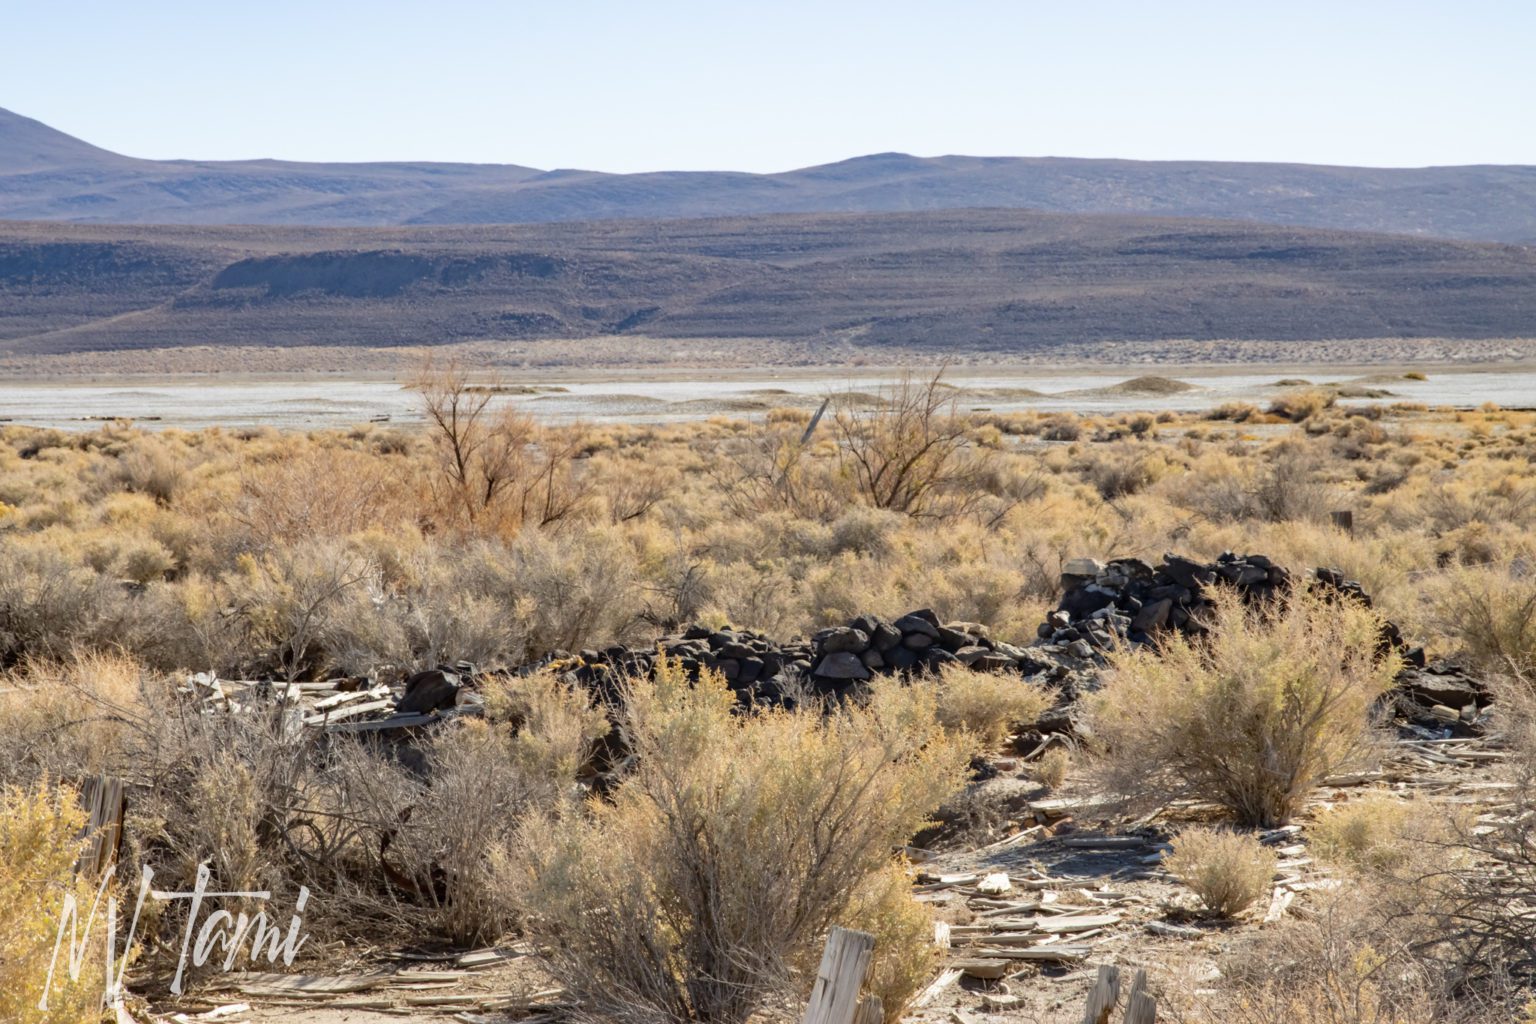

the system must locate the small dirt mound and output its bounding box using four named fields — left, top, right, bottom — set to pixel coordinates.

left=959, top=386, right=1047, bottom=401
left=1064, top=376, right=1200, bottom=398
left=1103, top=376, right=1199, bottom=395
